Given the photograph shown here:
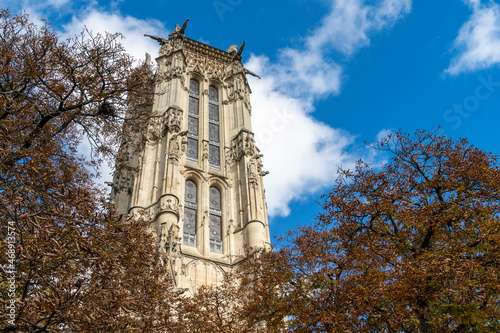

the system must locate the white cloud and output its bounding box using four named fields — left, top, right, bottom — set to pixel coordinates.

left=307, top=0, right=412, bottom=56
left=245, top=0, right=412, bottom=217
left=271, top=0, right=412, bottom=99
left=61, top=10, right=168, bottom=63
left=246, top=56, right=356, bottom=216
left=376, top=128, right=393, bottom=142
left=447, top=0, right=500, bottom=75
